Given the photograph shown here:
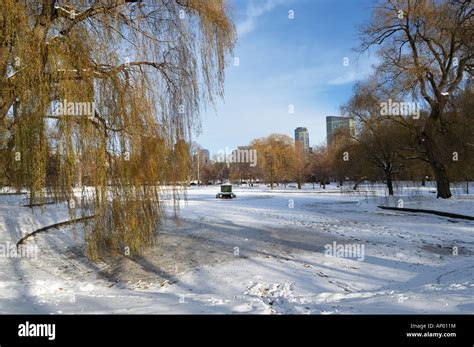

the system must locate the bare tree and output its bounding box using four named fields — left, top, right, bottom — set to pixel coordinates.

left=310, top=145, right=331, bottom=189
left=343, top=81, right=410, bottom=195
left=292, top=141, right=311, bottom=189
left=359, top=0, right=473, bottom=198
